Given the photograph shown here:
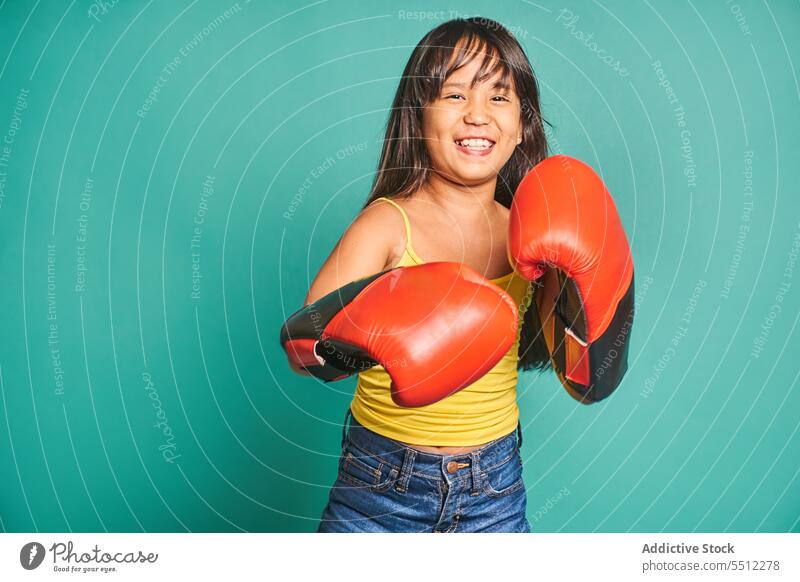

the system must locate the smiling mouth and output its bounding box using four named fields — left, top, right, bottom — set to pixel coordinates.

left=454, top=138, right=496, bottom=156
